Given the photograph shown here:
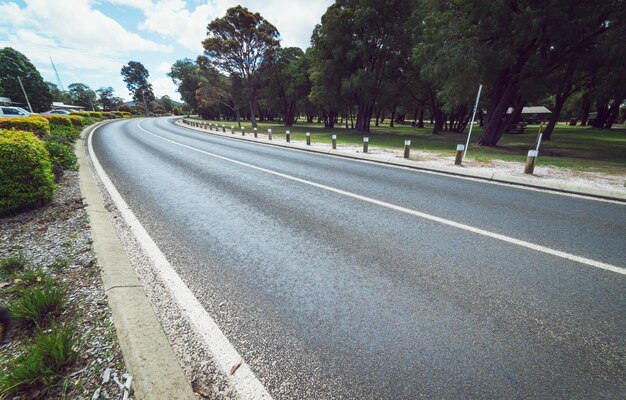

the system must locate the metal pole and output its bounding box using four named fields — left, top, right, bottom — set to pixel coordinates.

left=463, top=83, right=483, bottom=161
left=535, top=124, right=544, bottom=152
left=17, top=76, right=33, bottom=113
